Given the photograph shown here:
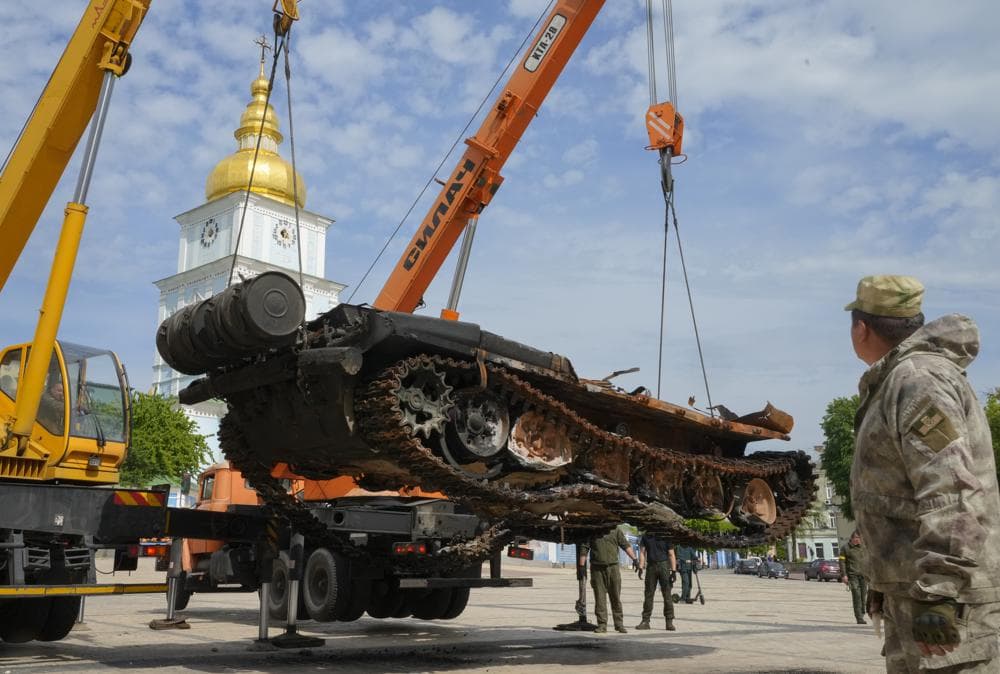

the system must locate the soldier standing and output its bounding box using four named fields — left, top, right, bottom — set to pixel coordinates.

left=635, top=533, right=677, bottom=631
left=839, top=530, right=868, bottom=625
left=847, top=275, right=1000, bottom=672
left=675, top=545, right=698, bottom=604
left=578, top=526, right=637, bottom=634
